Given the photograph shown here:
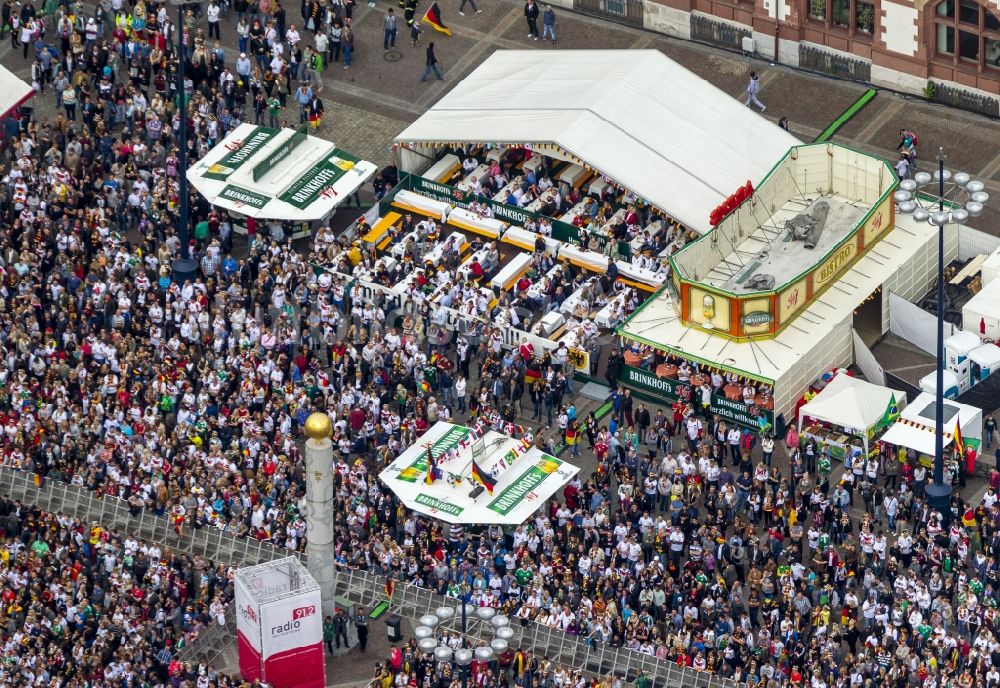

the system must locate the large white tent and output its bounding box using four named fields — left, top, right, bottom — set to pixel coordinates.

left=0, top=65, right=33, bottom=121
left=394, top=50, right=799, bottom=234
left=798, top=374, right=906, bottom=454
left=187, top=123, right=377, bottom=220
